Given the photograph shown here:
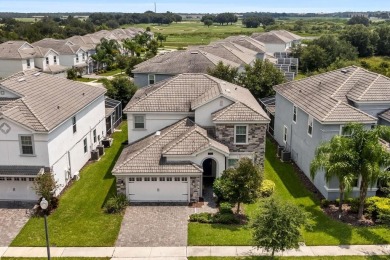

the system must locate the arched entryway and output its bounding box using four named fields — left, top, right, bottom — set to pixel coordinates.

left=202, top=158, right=217, bottom=185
